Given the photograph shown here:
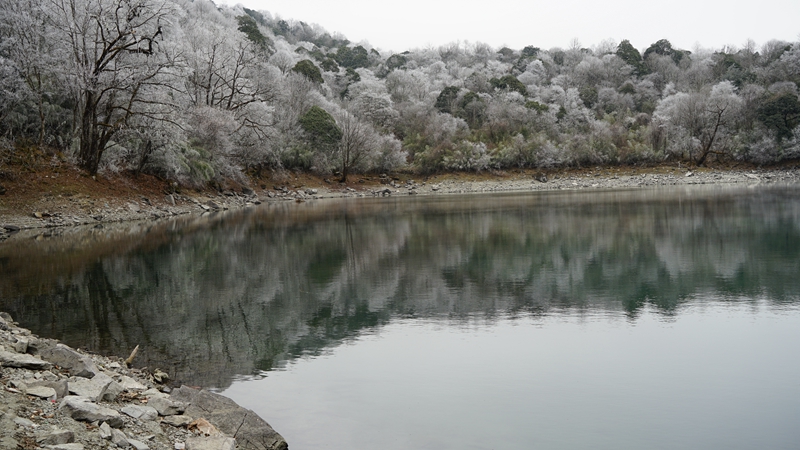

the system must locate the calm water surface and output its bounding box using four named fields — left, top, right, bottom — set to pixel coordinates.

left=1, top=185, right=799, bottom=449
